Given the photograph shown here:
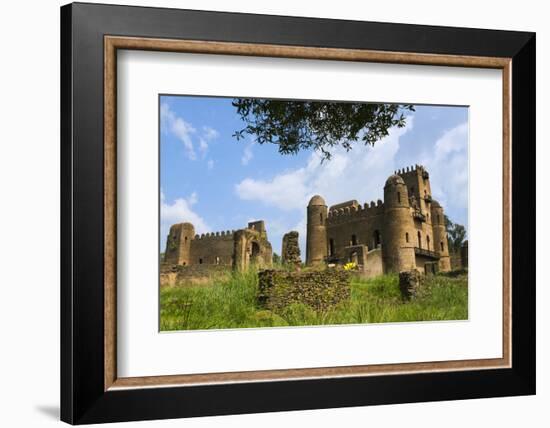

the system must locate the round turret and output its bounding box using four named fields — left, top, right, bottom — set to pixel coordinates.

left=384, top=174, right=409, bottom=209
left=306, top=195, right=328, bottom=266
left=383, top=174, right=415, bottom=272
left=308, top=195, right=326, bottom=206
left=430, top=200, right=451, bottom=272
left=385, top=174, right=405, bottom=187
